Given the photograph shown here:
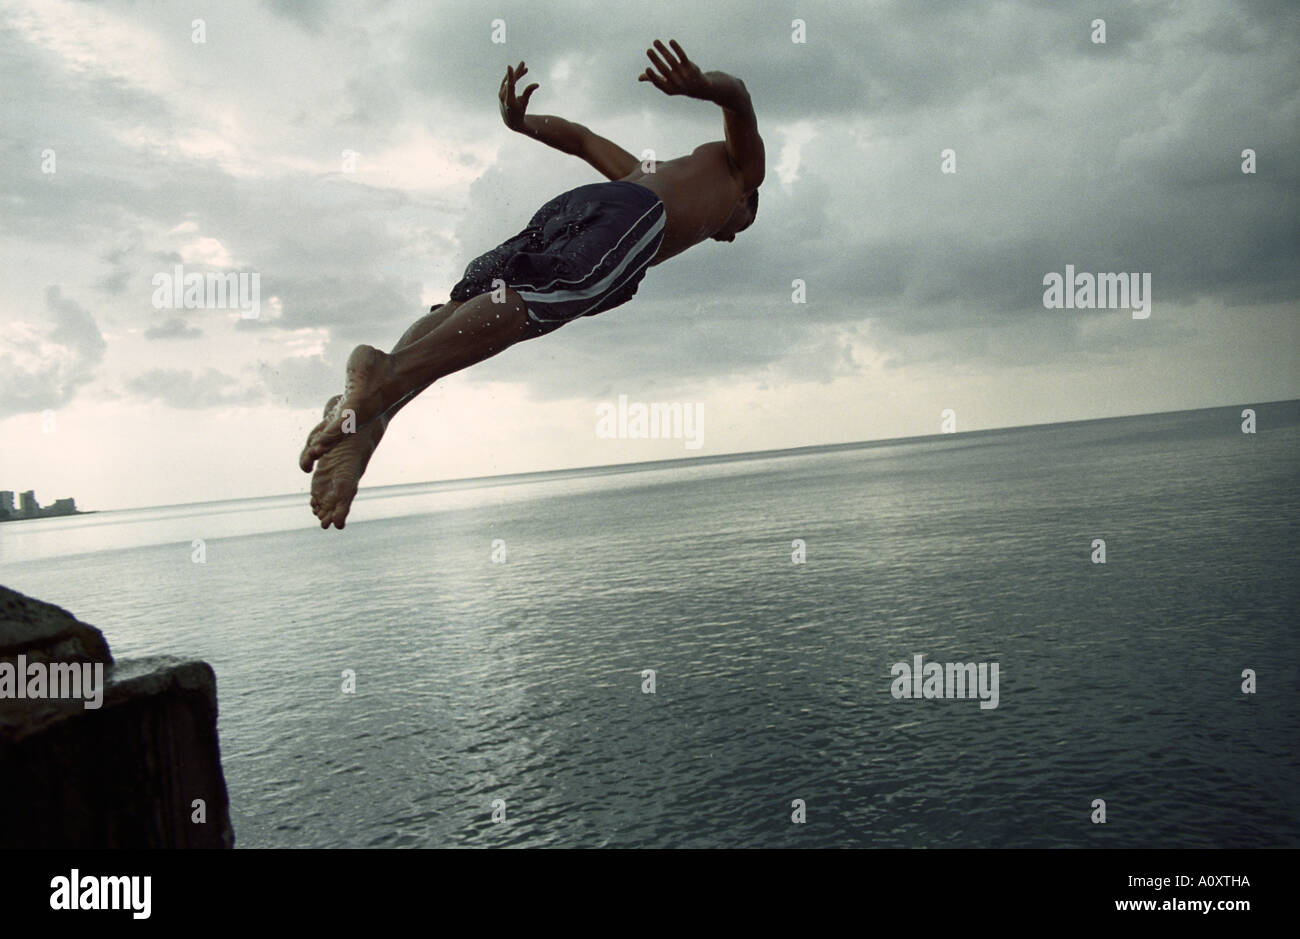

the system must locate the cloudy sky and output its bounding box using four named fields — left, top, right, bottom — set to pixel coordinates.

left=2, top=0, right=1296, bottom=511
